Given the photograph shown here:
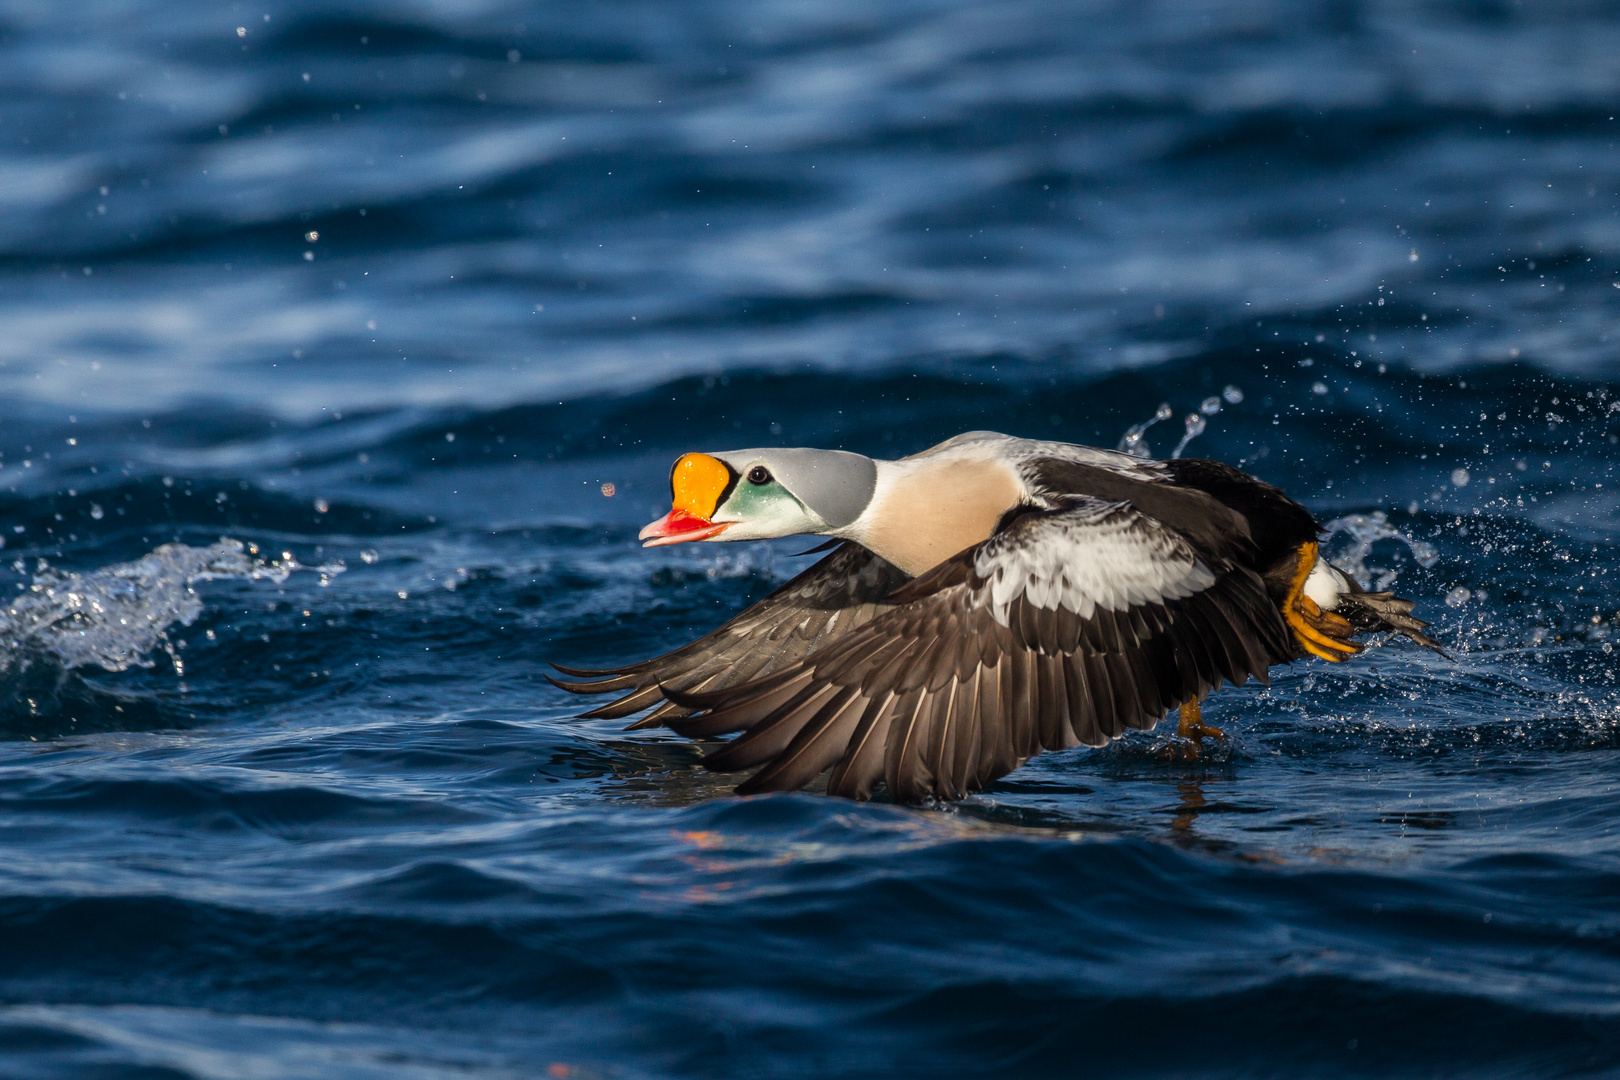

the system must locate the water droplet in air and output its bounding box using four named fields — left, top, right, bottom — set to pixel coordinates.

left=1312, top=382, right=1328, bottom=395
left=1222, top=385, right=1243, bottom=404
left=1320, top=511, right=1437, bottom=588
left=314, top=498, right=330, bottom=514
left=360, top=550, right=379, bottom=564
left=1170, top=414, right=1207, bottom=459
left=1199, top=397, right=1221, bottom=416
left=1445, top=587, right=1472, bottom=608
left=600, top=483, right=616, bottom=497
left=89, top=504, right=103, bottom=520
left=1450, top=468, right=1470, bottom=487
left=1116, top=403, right=1173, bottom=457
left=305, top=230, right=319, bottom=243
